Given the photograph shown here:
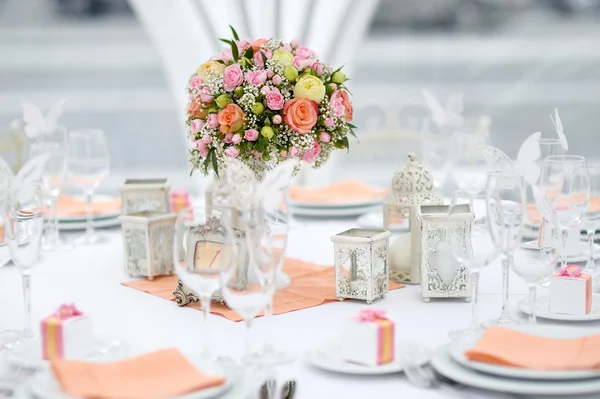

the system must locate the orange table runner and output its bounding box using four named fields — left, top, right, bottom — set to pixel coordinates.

left=123, top=258, right=404, bottom=322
